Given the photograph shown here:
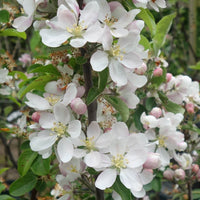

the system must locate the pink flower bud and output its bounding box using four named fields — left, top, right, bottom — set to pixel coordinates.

left=166, top=73, right=172, bottom=82
left=192, top=164, right=199, bottom=174
left=150, top=107, right=162, bottom=118
left=143, top=152, right=161, bottom=169
left=134, top=63, right=147, bottom=75
left=177, top=142, right=187, bottom=151
left=163, top=169, right=174, bottom=180
left=31, top=112, right=40, bottom=123
left=174, top=169, right=185, bottom=180
left=185, top=103, right=195, bottom=114
left=76, top=86, right=85, bottom=98
left=70, top=98, right=87, bottom=115
left=153, top=67, right=163, bottom=77
left=19, top=53, right=31, bottom=66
